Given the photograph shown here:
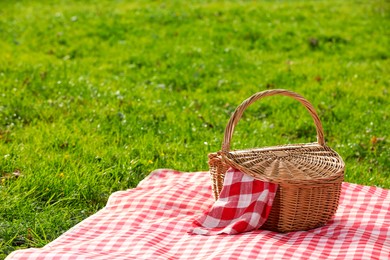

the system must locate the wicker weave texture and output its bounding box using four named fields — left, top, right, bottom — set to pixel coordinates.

left=209, top=89, right=345, bottom=233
